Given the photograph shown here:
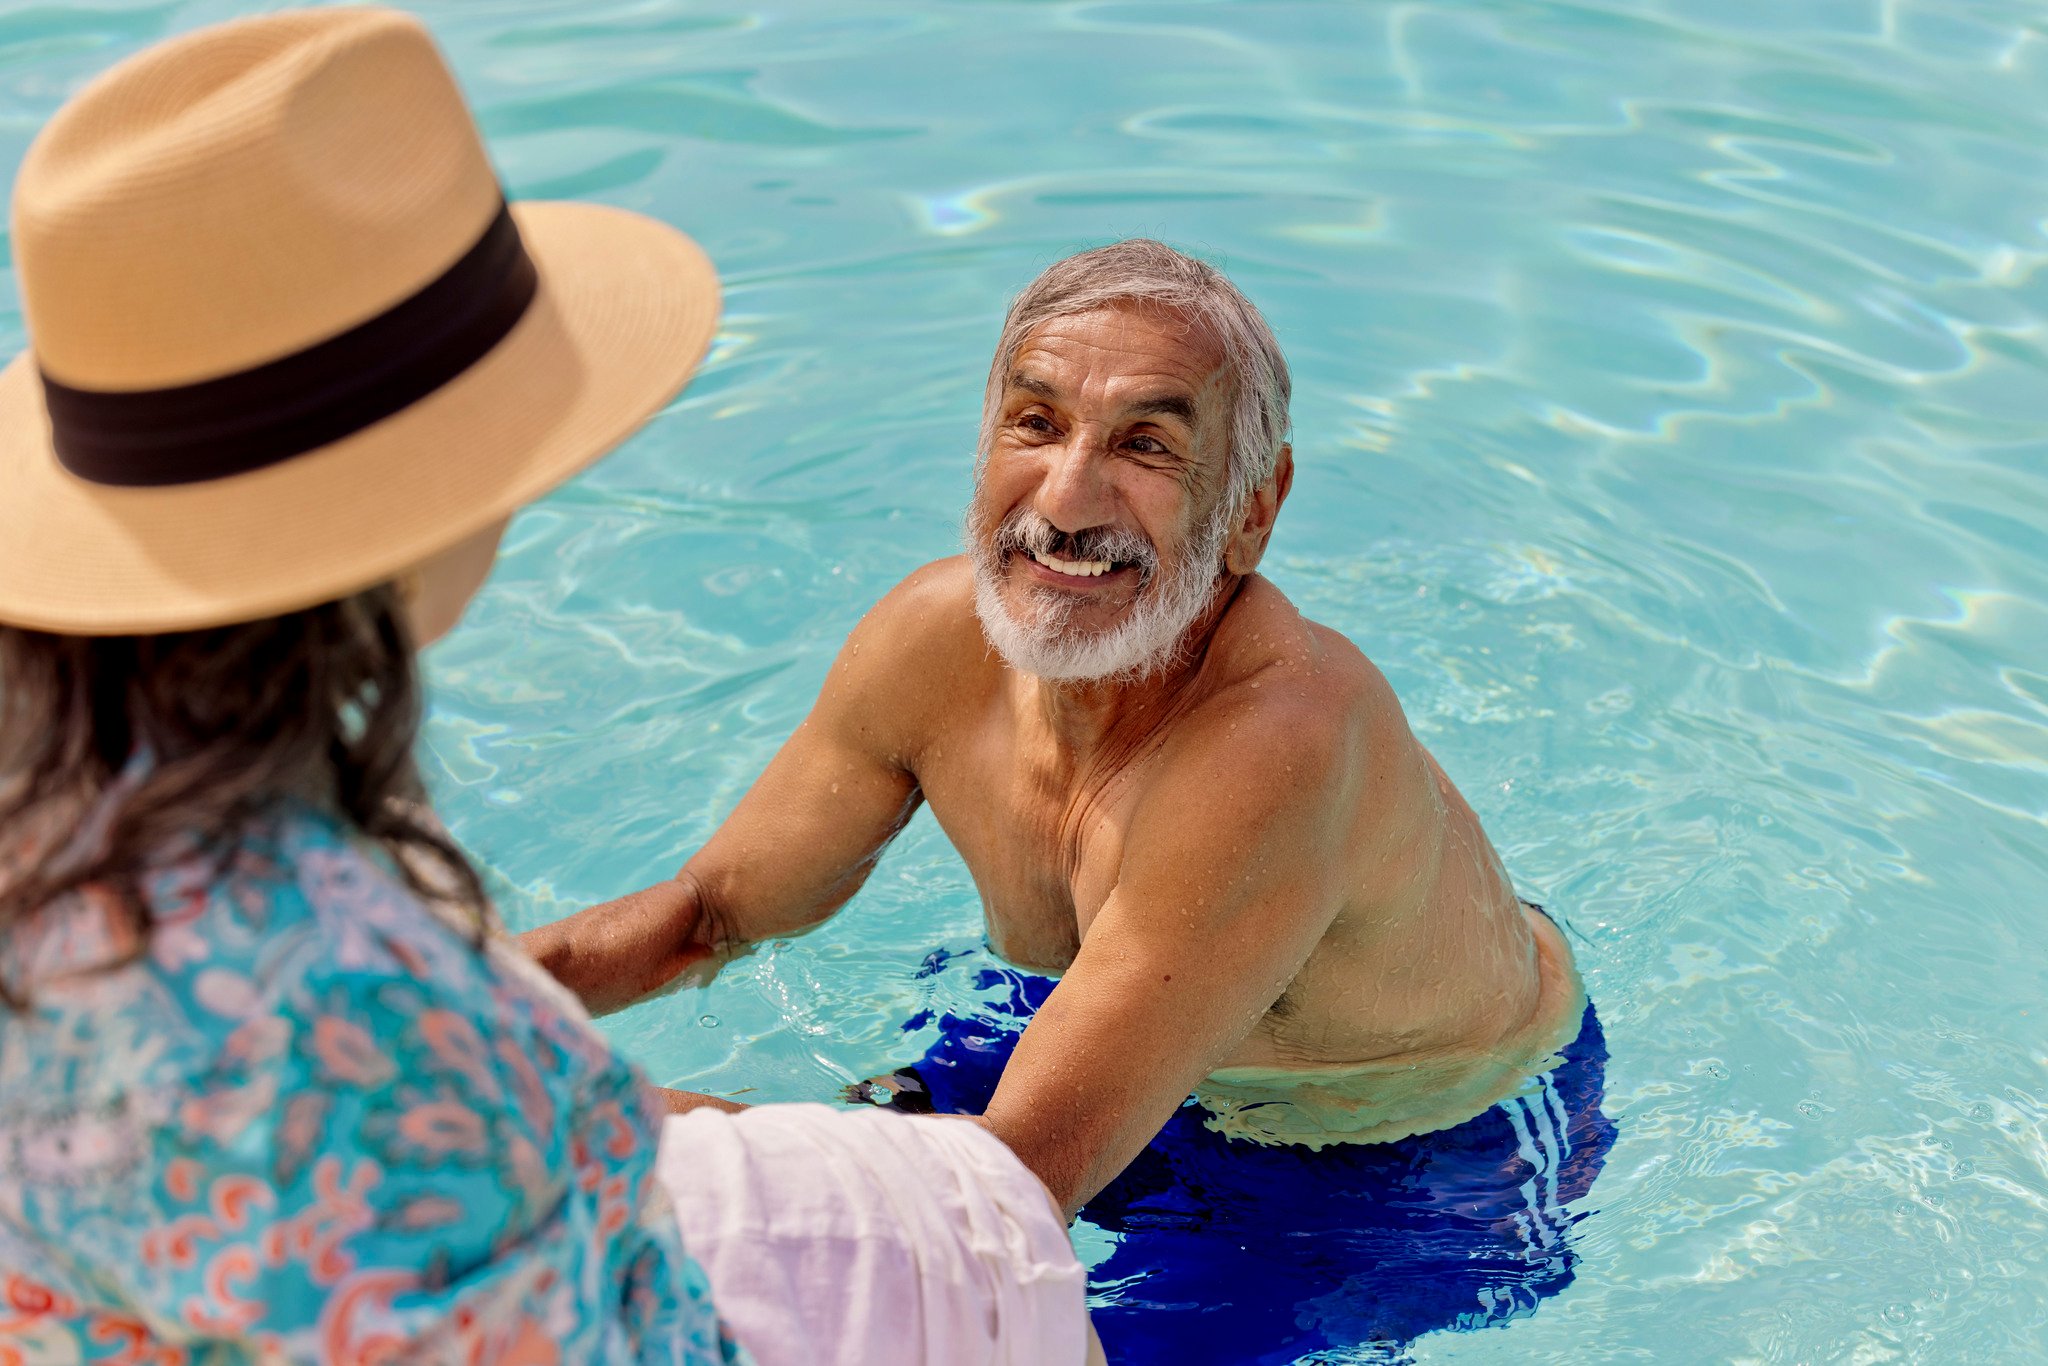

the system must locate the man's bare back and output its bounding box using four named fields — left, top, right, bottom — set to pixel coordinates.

left=523, top=242, right=1583, bottom=1213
